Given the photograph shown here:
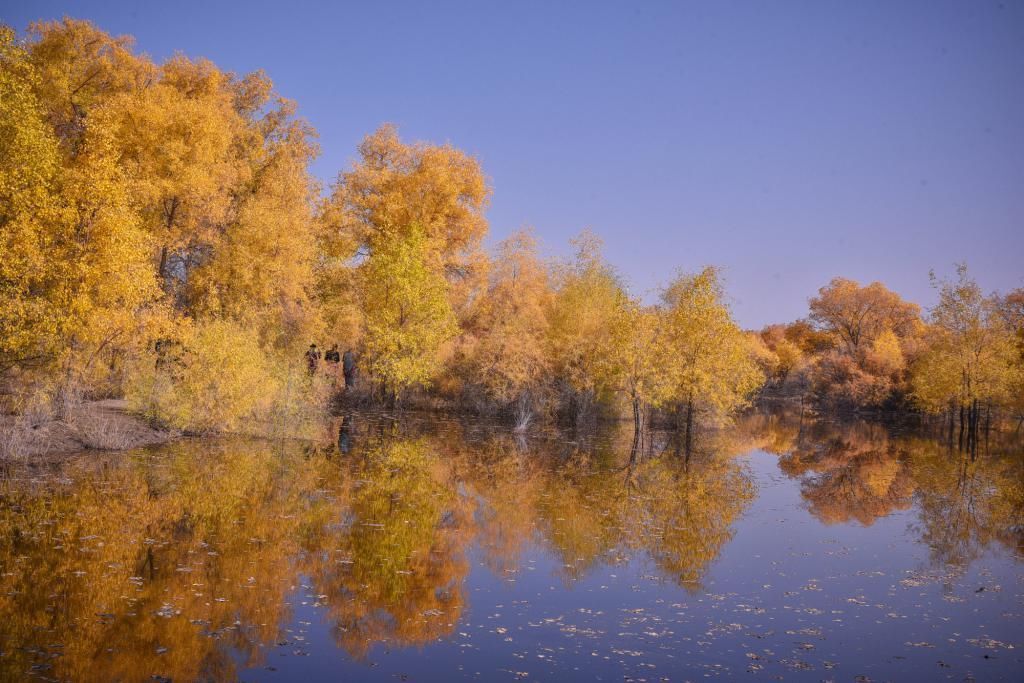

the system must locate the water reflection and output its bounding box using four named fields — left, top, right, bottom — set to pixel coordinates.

left=0, top=411, right=1020, bottom=680
left=306, top=437, right=471, bottom=659
left=737, top=411, right=1024, bottom=561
